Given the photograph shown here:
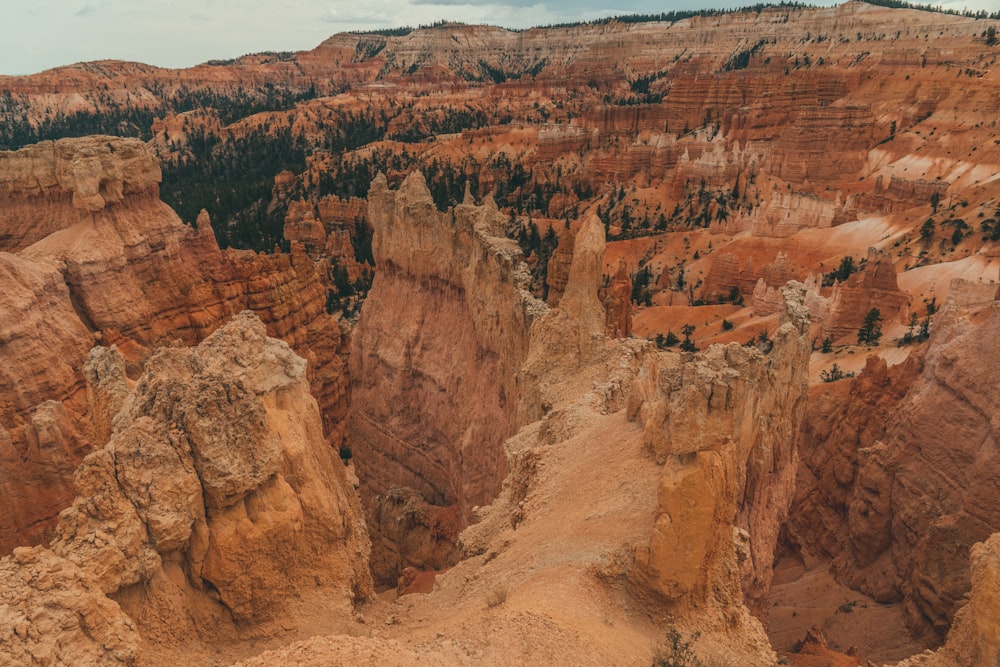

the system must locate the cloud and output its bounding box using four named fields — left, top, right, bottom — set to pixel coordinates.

left=1, top=0, right=993, bottom=76
left=75, top=1, right=107, bottom=17
left=410, top=0, right=539, bottom=7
